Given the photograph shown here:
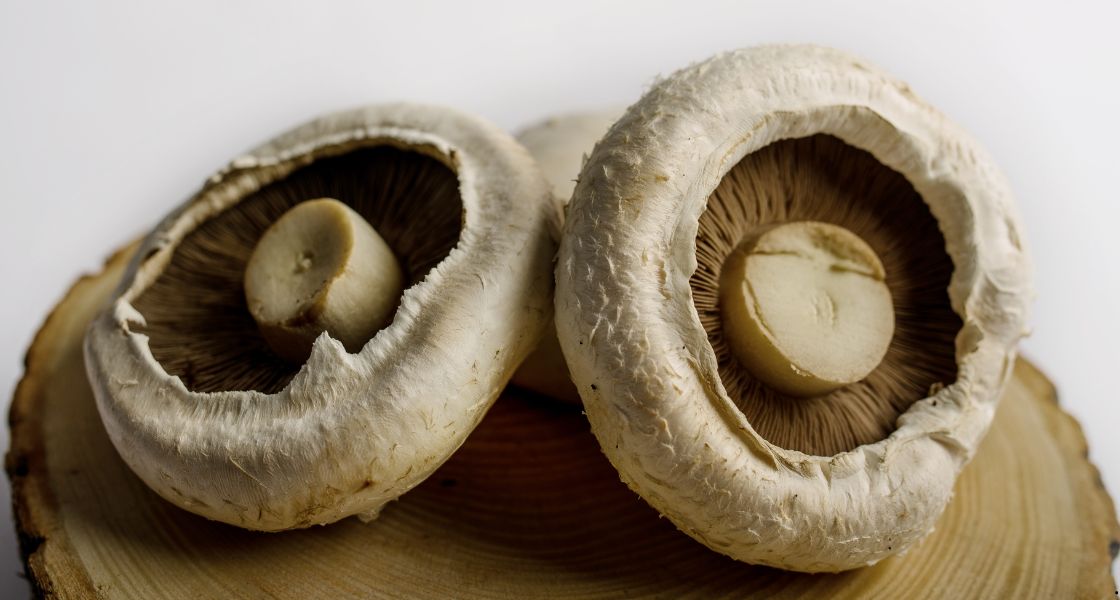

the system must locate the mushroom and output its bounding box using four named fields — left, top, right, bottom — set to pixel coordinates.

left=555, top=45, right=1032, bottom=572
left=509, top=110, right=621, bottom=403
left=84, top=103, right=557, bottom=531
